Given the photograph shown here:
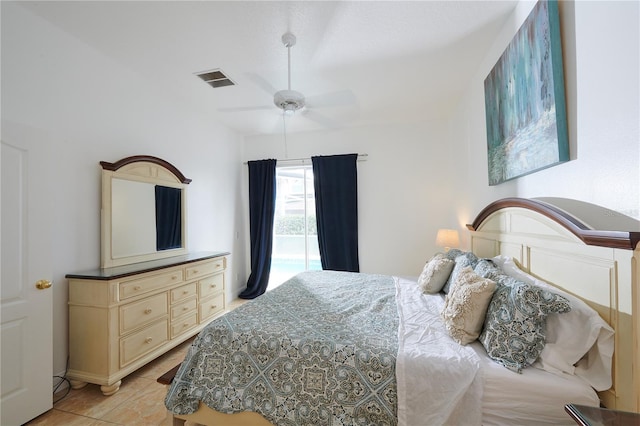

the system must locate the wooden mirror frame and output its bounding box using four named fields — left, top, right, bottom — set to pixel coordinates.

left=100, top=155, right=191, bottom=268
